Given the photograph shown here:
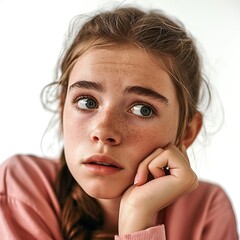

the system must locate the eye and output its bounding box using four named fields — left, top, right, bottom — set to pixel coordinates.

left=77, top=97, right=98, bottom=110
left=130, top=104, right=155, bottom=117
